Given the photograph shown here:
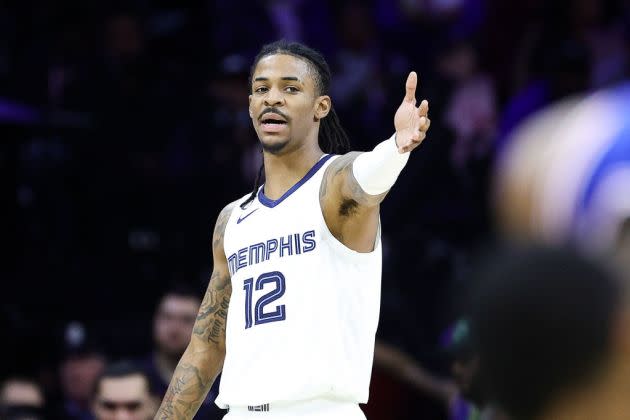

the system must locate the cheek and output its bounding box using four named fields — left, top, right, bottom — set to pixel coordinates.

left=294, top=103, right=316, bottom=127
